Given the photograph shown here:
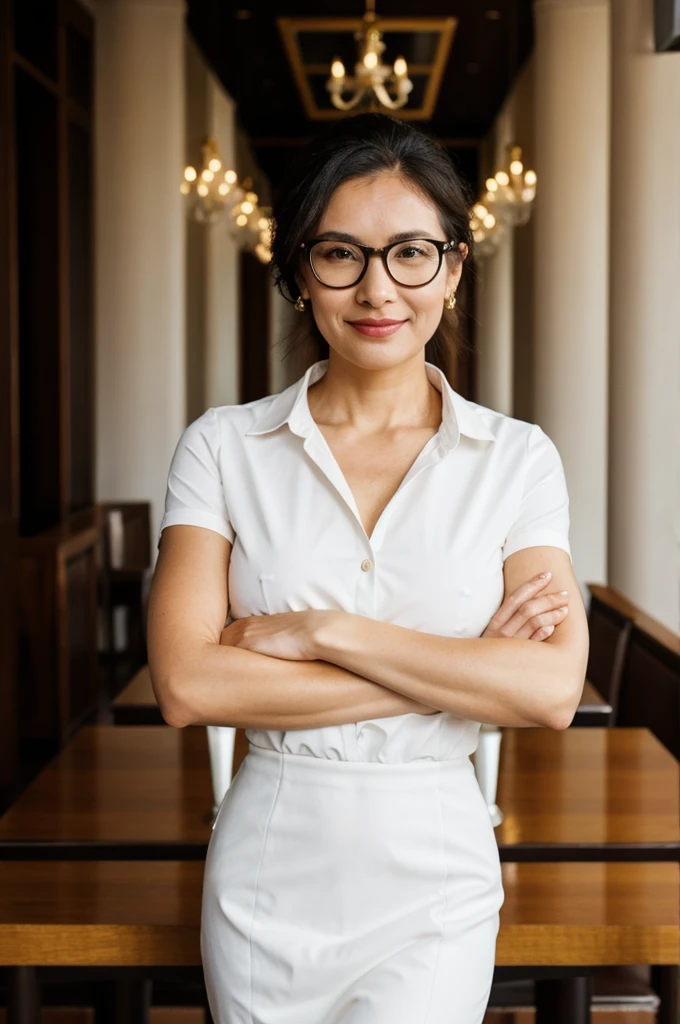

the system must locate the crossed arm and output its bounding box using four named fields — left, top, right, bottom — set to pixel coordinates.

left=147, top=526, right=589, bottom=733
